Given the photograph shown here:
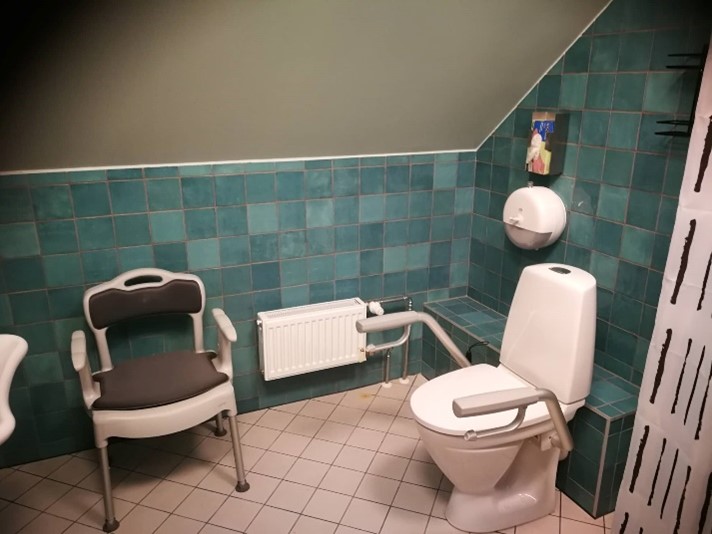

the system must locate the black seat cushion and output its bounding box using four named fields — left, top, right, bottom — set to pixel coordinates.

left=92, top=351, right=229, bottom=410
